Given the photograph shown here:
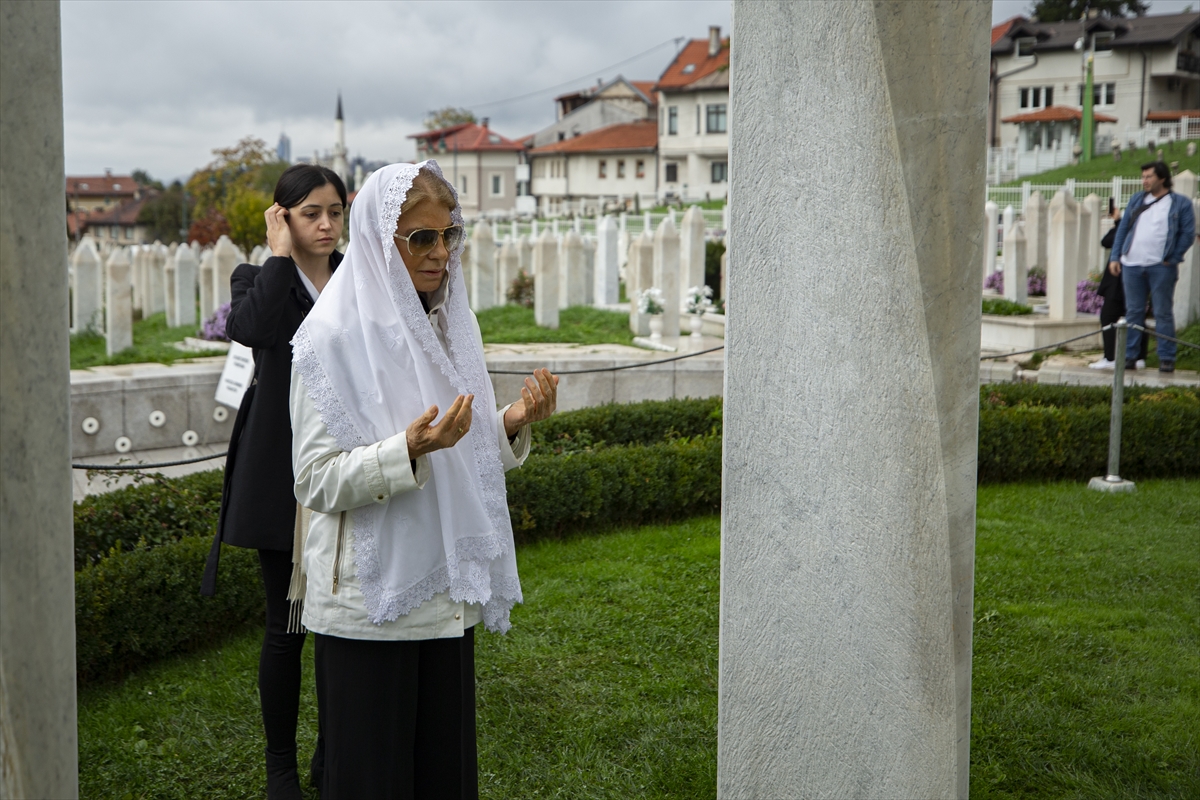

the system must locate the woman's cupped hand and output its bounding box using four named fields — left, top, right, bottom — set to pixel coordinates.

left=406, top=394, right=474, bottom=459
left=503, top=368, right=559, bottom=437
